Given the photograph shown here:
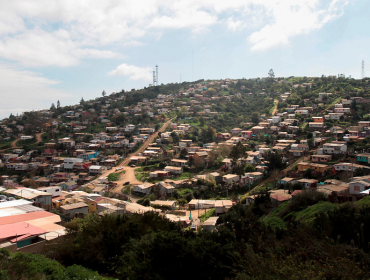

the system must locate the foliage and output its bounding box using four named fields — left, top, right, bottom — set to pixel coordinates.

left=0, top=248, right=111, bottom=280
left=199, top=208, right=215, bottom=223
left=265, top=151, right=285, bottom=170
